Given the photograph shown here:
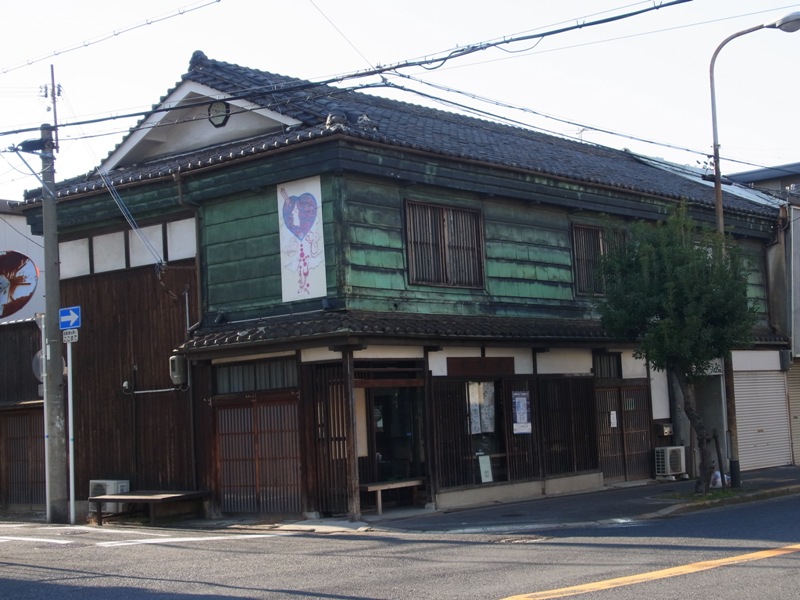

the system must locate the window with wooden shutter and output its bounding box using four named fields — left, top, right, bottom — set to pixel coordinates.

left=573, top=224, right=621, bottom=295
left=405, top=201, right=484, bottom=287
